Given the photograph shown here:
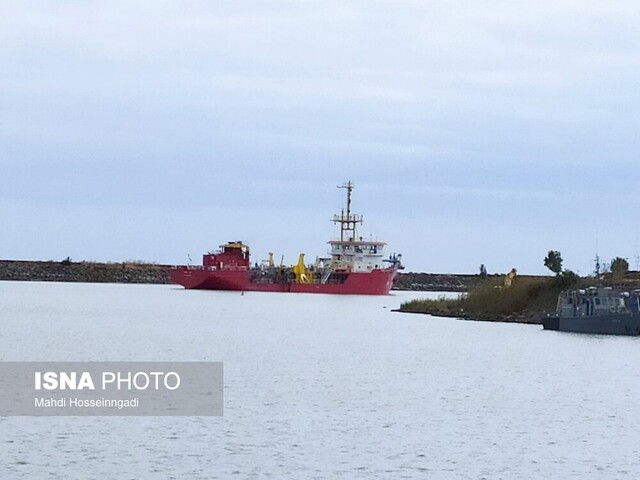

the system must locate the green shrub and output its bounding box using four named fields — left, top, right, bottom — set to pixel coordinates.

left=400, top=276, right=562, bottom=317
